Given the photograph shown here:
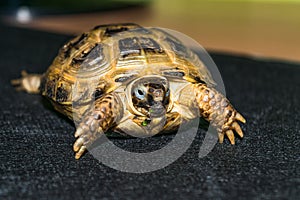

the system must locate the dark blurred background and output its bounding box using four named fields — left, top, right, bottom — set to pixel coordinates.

left=1, top=0, right=299, bottom=62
